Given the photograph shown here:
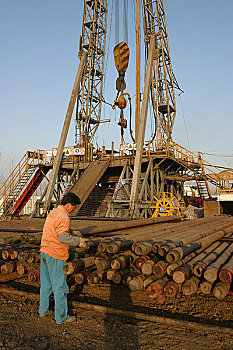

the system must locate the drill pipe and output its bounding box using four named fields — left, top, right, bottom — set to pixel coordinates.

left=106, top=269, right=117, bottom=281
left=193, top=240, right=231, bottom=278
left=132, top=216, right=227, bottom=255
left=122, top=271, right=139, bottom=287
left=94, top=254, right=108, bottom=265
left=173, top=265, right=193, bottom=284
left=166, top=244, right=211, bottom=276
left=87, top=270, right=106, bottom=284
left=18, top=252, right=30, bottom=263
left=187, top=240, right=223, bottom=277
left=200, top=280, right=213, bottom=294
left=219, top=255, right=233, bottom=283
left=182, top=276, right=200, bottom=296
left=213, top=282, right=231, bottom=300
left=27, top=252, right=40, bottom=263
left=99, top=216, right=224, bottom=254
left=164, top=280, right=181, bottom=298
left=158, top=220, right=233, bottom=257
left=1, top=262, right=16, bottom=274
left=98, top=216, right=228, bottom=257
left=0, top=228, right=41, bottom=233
left=166, top=225, right=233, bottom=263
left=111, top=253, right=136, bottom=270
left=112, top=269, right=133, bottom=284
left=2, top=249, right=18, bottom=260
left=73, top=216, right=181, bottom=236
left=63, top=256, right=95, bottom=275
left=204, top=243, right=233, bottom=283
left=141, top=258, right=160, bottom=276
left=95, top=257, right=115, bottom=271
left=152, top=216, right=230, bottom=253
left=26, top=234, right=42, bottom=245
left=128, top=274, right=145, bottom=291
left=74, top=267, right=96, bottom=284
left=134, top=256, right=150, bottom=270
left=106, top=239, right=133, bottom=254
left=143, top=275, right=158, bottom=289
left=69, top=250, right=85, bottom=260
left=132, top=241, right=155, bottom=255
left=28, top=269, right=40, bottom=283
left=3, top=235, right=22, bottom=244
left=152, top=260, right=169, bottom=279
left=146, top=276, right=169, bottom=299
left=168, top=240, right=225, bottom=279
left=16, top=263, right=30, bottom=275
